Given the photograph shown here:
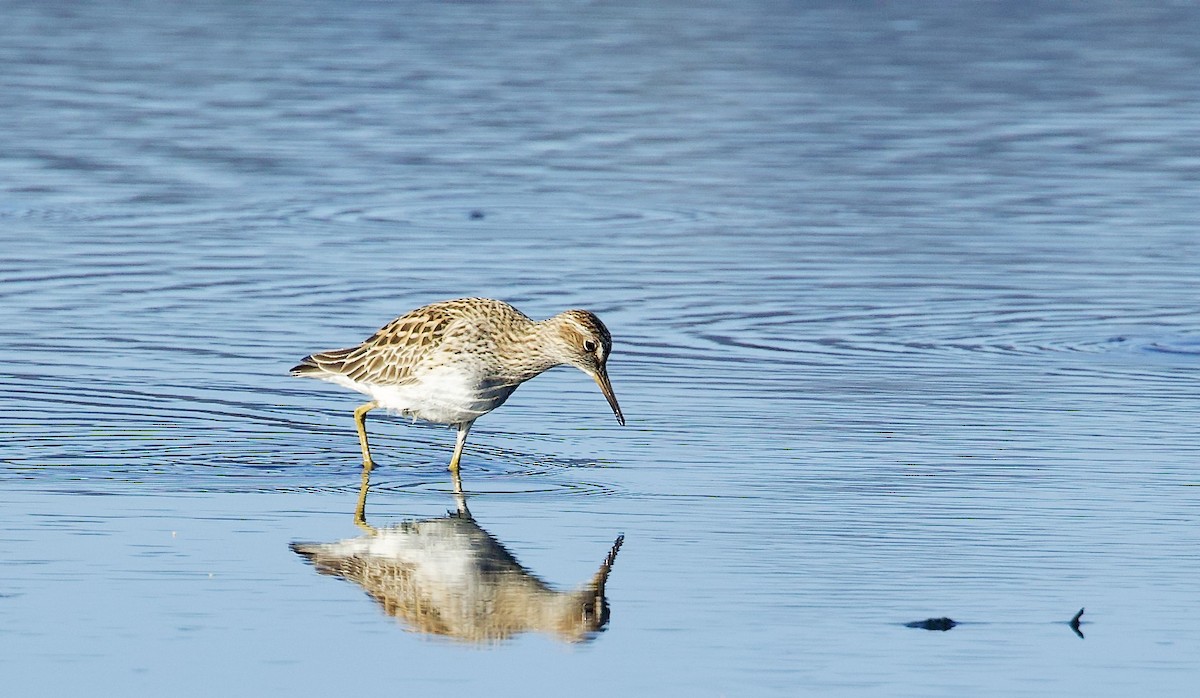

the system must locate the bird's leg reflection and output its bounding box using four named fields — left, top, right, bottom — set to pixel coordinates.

left=452, top=485, right=469, bottom=518
left=451, top=467, right=464, bottom=498
left=293, top=477, right=624, bottom=644
left=354, top=462, right=467, bottom=532
left=354, top=463, right=376, bottom=534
